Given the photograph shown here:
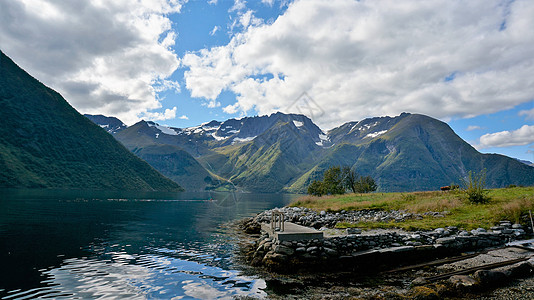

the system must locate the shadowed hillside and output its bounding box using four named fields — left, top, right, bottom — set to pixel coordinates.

left=0, top=50, right=182, bottom=191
